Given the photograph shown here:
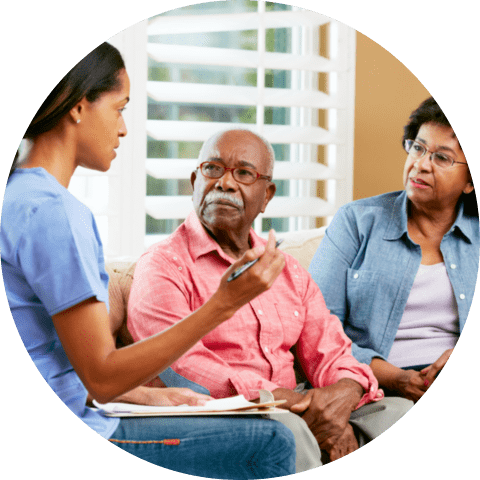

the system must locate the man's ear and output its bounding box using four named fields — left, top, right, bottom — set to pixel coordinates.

left=190, top=171, right=197, bottom=190
left=260, top=182, right=276, bottom=213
